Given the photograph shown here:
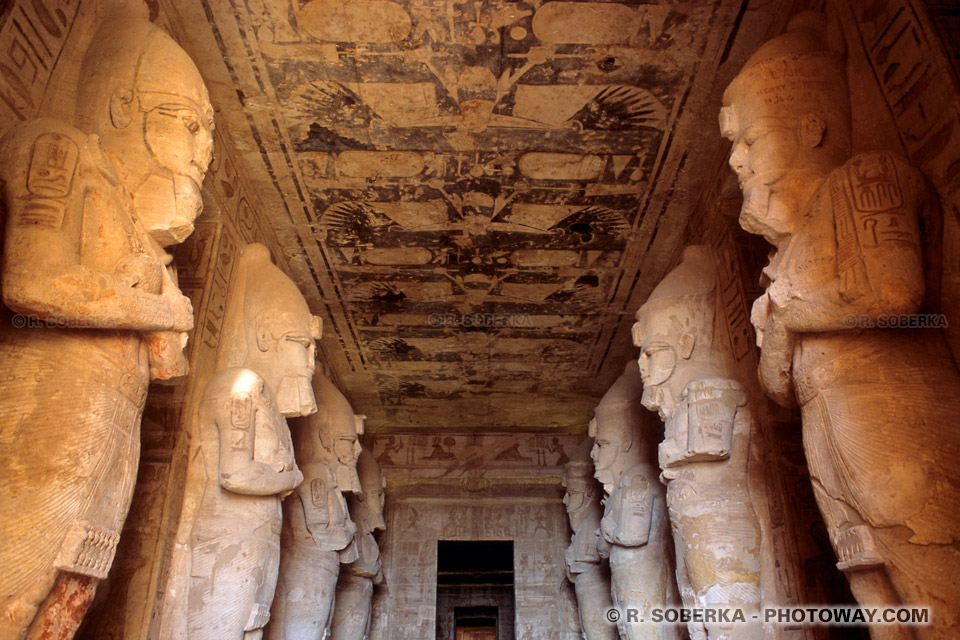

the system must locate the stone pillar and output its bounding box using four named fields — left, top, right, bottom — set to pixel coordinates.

left=331, top=448, right=386, bottom=640
left=267, top=375, right=363, bottom=640
left=0, top=12, right=213, bottom=639
left=590, top=362, right=676, bottom=640
left=634, top=245, right=762, bottom=640
left=159, top=243, right=321, bottom=639
left=562, top=457, right=616, bottom=640
left=721, top=11, right=960, bottom=638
